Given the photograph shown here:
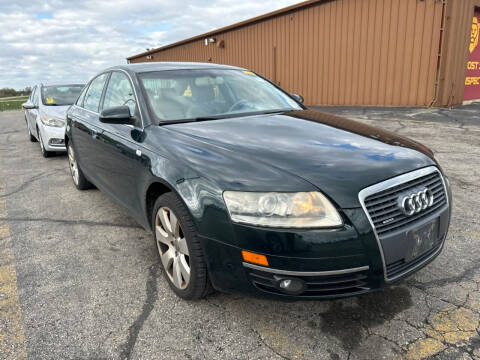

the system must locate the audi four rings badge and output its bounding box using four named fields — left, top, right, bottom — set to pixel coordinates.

left=398, top=188, right=434, bottom=216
